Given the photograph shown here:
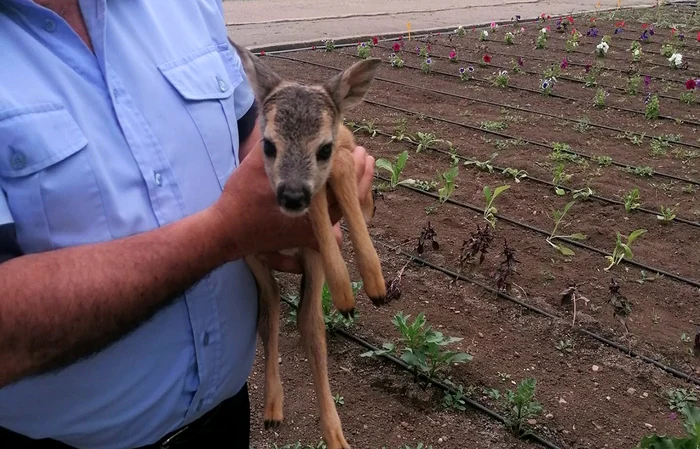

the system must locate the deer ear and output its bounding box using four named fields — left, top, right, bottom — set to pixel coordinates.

left=231, top=41, right=282, bottom=101
left=324, top=58, right=381, bottom=113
